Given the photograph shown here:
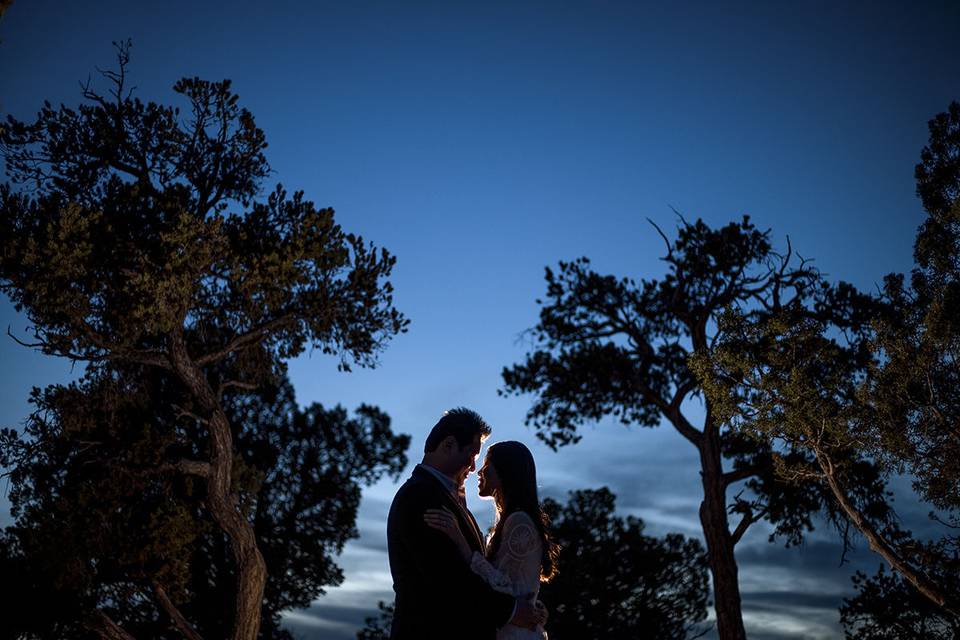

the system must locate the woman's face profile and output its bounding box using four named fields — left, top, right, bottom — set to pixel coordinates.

left=477, top=453, right=500, bottom=499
